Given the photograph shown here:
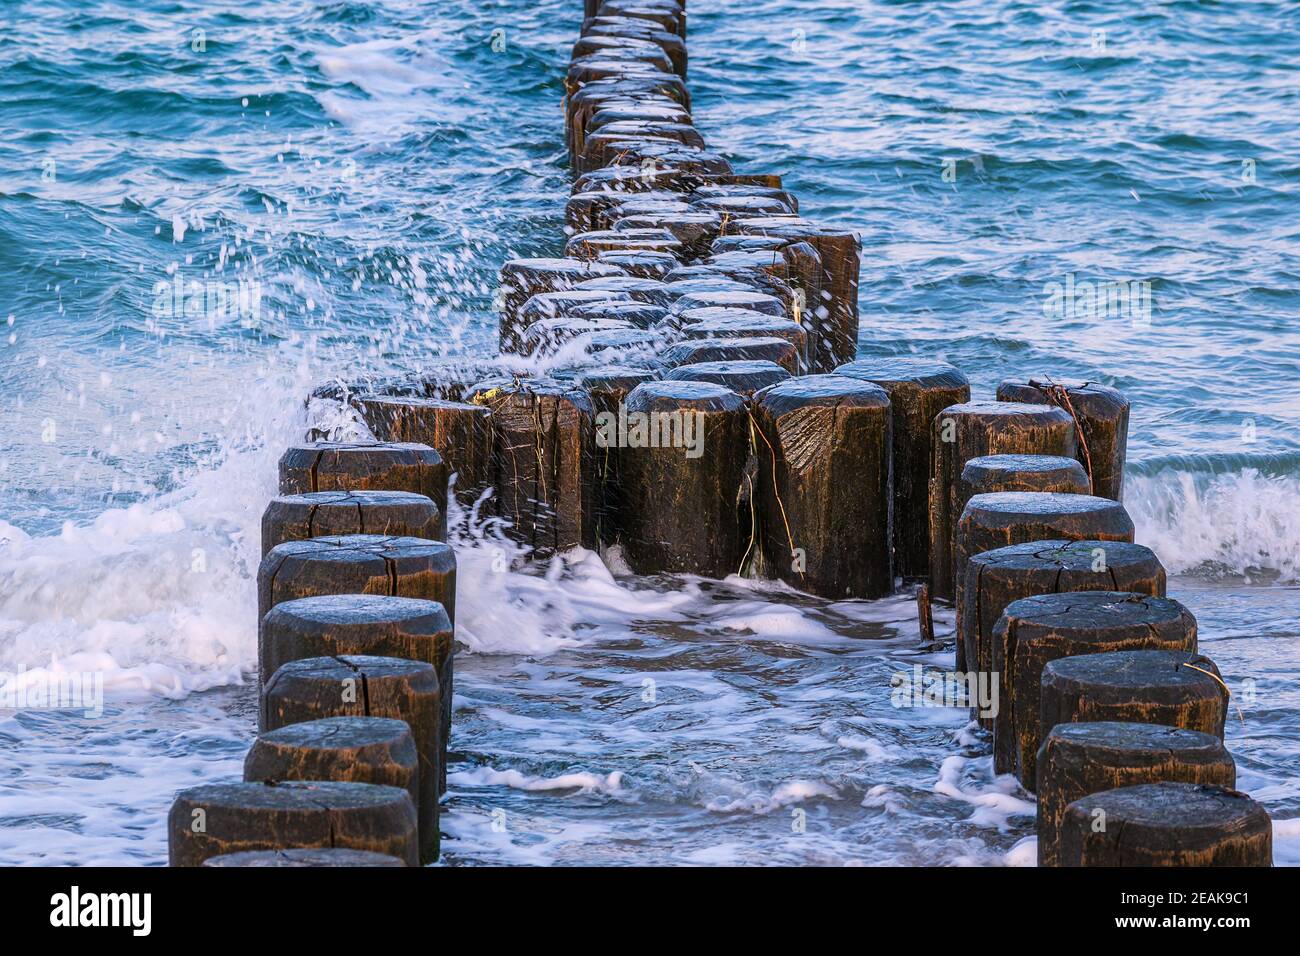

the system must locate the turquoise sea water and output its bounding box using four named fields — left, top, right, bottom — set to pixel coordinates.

left=0, top=0, right=1297, bottom=864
